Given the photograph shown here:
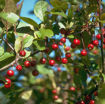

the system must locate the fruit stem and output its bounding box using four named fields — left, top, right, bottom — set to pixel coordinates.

left=98, top=0, right=105, bottom=74
left=81, top=34, right=86, bottom=49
